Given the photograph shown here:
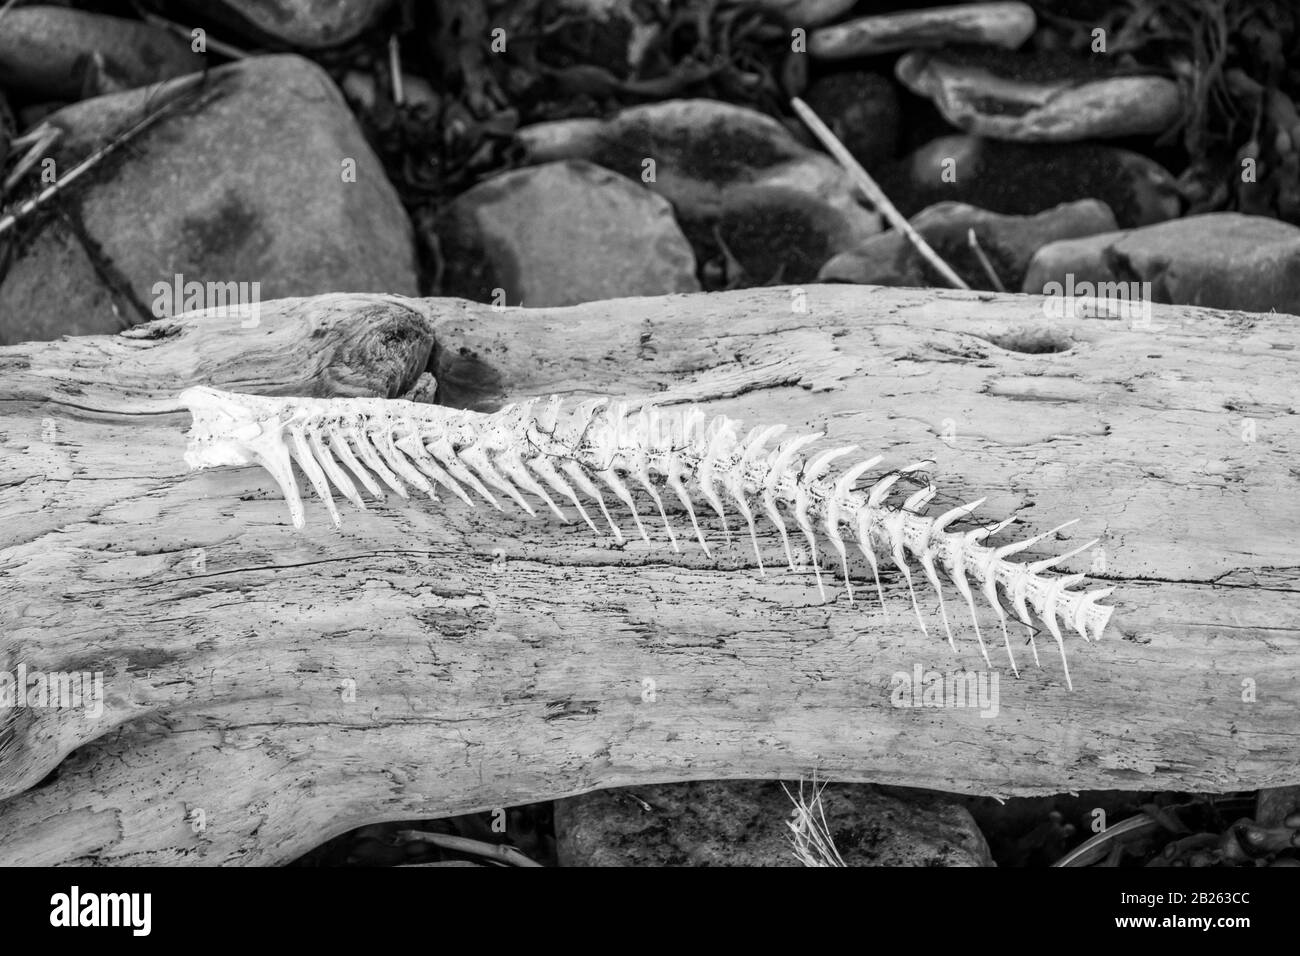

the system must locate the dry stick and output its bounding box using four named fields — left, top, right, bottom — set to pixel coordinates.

left=397, top=830, right=543, bottom=867
left=2, top=124, right=61, bottom=197
left=1051, top=814, right=1159, bottom=867
left=139, top=12, right=251, bottom=59
left=0, top=74, right=204, bottom=239
left=967, top=228, right=1006, bottom=292
left=790, top=96, right=970, bottom=291
left=8, top=123, right=54, bottom=150
left=388, top=35, right=405, bottom=106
